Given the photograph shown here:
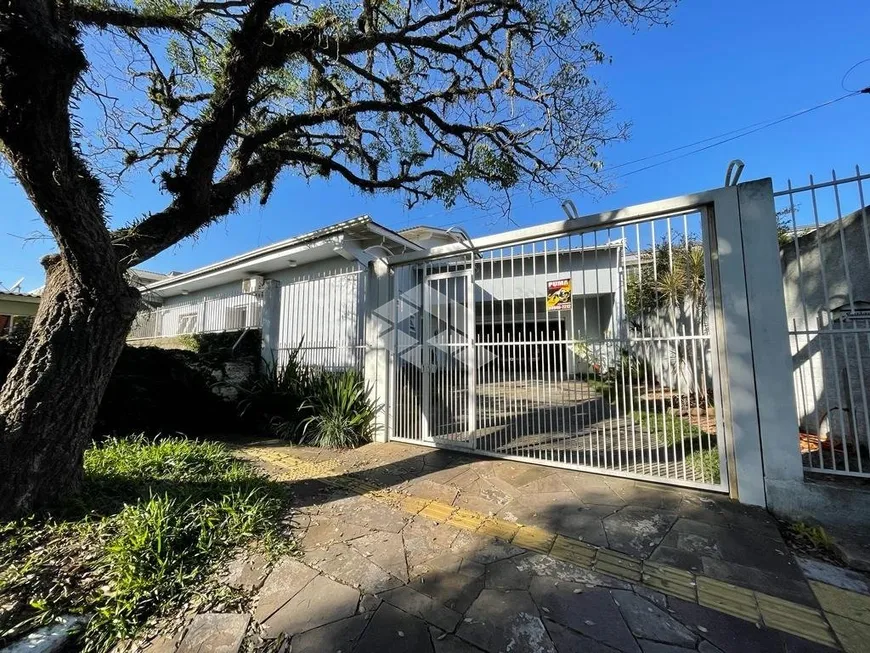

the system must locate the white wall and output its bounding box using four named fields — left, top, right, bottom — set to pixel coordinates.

left=781, top=209, right=870, bottom=439
left=474, top=248, right=620, bottom=303
left=272, top=257, right=367, bottom=370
